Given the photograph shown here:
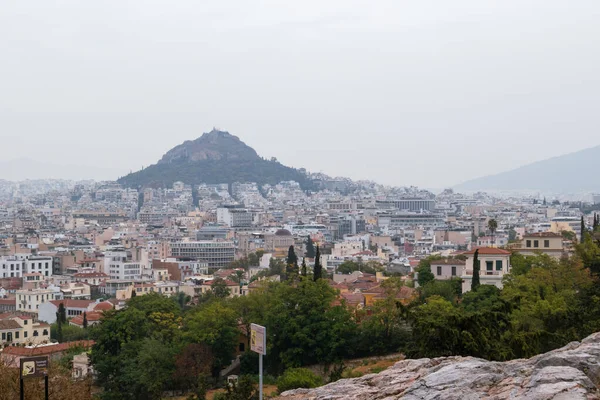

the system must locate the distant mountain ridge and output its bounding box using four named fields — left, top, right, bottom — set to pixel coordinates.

left=117, top=129, right=314, bottom=189
left=455, top=145, right=600, bottom=192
